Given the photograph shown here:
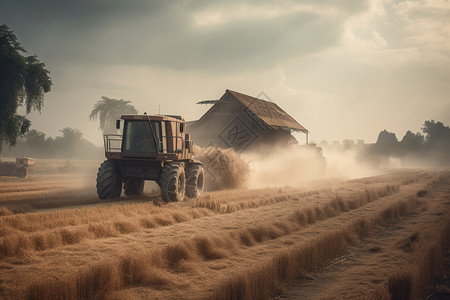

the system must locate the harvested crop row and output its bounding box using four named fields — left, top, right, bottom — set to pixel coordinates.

left=0, top=176, right=395, bottom=250
left=0, top=177, right=30, bottom=183
left=194, top=181, right=399, bottom=215
left=192, top=185, right=308, bottom=207
left=106, top=174, right=447, bottom=299
left=0, top=193, right=103, bottom=213
left=0, top=207, right=215, bottom=257
left=275, top=175, right=450, bottom=299
left=347, top=169, right=430, bottom=185
left=0, top=181, right=398, bottom=258
left=0, top=171, right=446, bottom=299
left=0, top=180, right=73, bottom=193
left=0, top=185, right=67, bottom=194
left=22, top=183, right=426, bottom=299
left=192, top=170, right=431, bottom=213
left=207, top=175, right=450, bottom=300
left=6, top=180, right=407, bottom=299
left=0, top=195, right=213, bottom=234
left=0, top=201, right=166, bottom=233
left=386, top=218, right=450, bottom=299
left=0, top=188, right=70, bottom=199
left=193, top=189, right=326, bottom=213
